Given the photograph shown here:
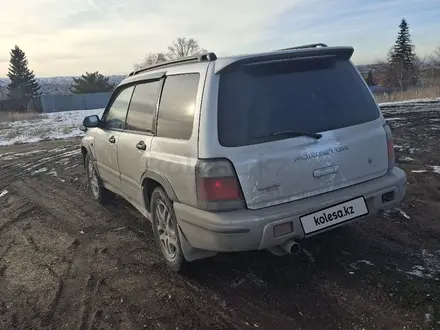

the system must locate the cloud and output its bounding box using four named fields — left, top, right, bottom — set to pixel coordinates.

left=0, top=0, right=438, bottom=76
